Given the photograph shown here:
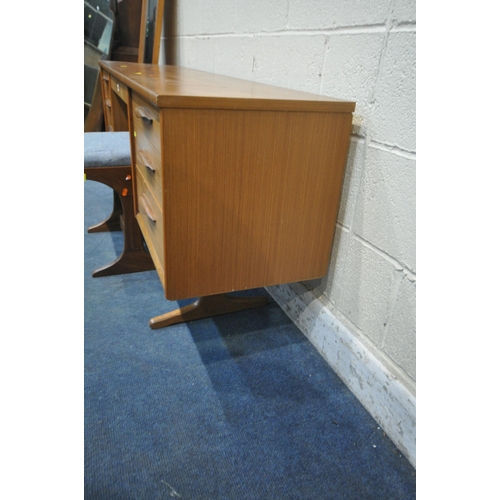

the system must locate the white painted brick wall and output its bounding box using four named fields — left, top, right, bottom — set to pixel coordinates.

left=253, top=35, right=326, bottom=93
left=334, top=235, right=401, bottom=346
left=165, top=0, right=416, bottom=461
left=336, top=137, right=365, bottom=227
left=235, top=0, right=288, bottom=32
left=214, top=36, right=254, bottom=80
left=371, top=30, right=416, bottom=151
left=353, top=145, right=416, bottom=272
left=288, top=0, right=392, bottom=28
left=321, top=32, right=385, bottom=134
left=384, top=273, right=416, bottom=380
